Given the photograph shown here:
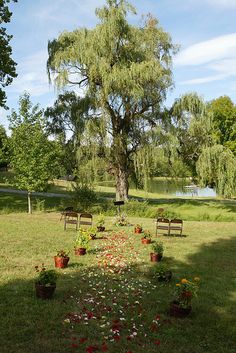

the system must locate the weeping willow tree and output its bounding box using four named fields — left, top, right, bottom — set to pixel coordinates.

left=47, top=0, right=176, bottom=200
left=197, top=145, right=236, bottom=198
left=169, top=93, right=213, bottom=175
